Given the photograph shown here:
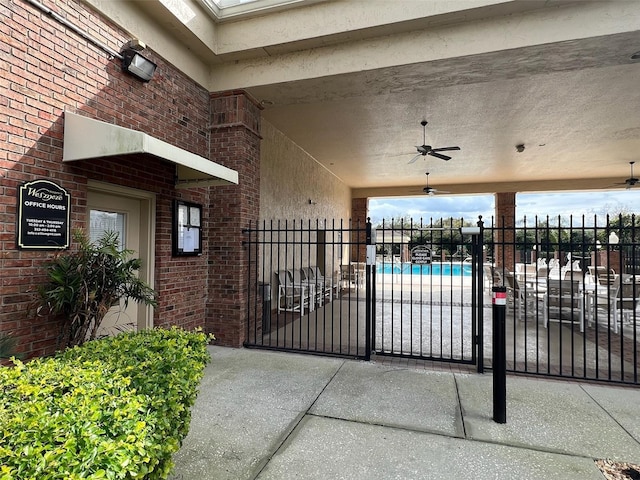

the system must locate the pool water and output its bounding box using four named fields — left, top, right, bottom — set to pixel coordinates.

left=377, top=262, right=473, bottom=277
